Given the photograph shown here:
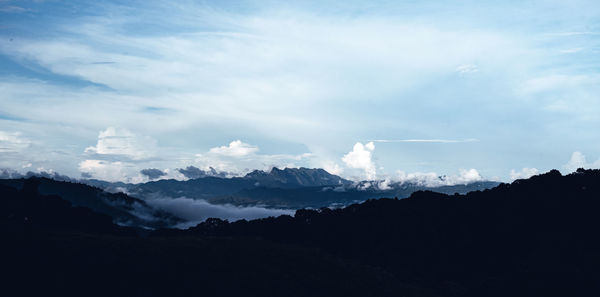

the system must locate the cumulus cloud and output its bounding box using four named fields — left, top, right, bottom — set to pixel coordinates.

left=510, top=167, right=539, bottom=180
left=208, top=140, right=259, bottom=157
left=146, top=197, right=294, bottom=229
left=84, top=127, right=157, bottom=160
left=563, top=151, right=600, bottom=173
left=140, top=168, right=167, bottom=180
left=342, top=142, right=376, bottom=180
left=0, top=131, right=31, bottom=153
